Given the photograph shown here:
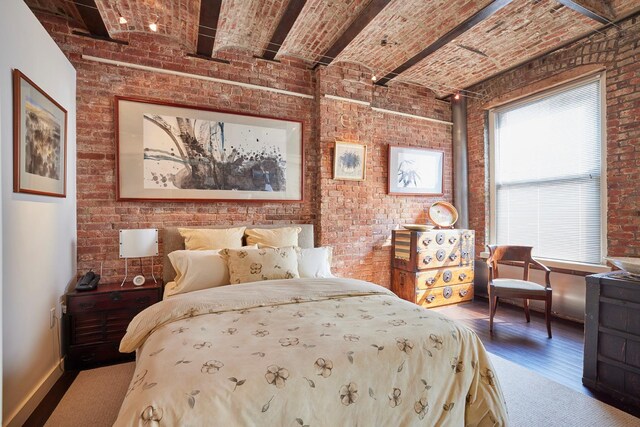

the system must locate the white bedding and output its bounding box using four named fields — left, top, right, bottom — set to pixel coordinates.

left=116, top=278, right=508, bottom=426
